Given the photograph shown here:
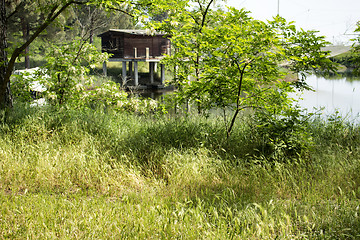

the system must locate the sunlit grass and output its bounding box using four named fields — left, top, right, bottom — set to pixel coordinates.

left=0, top=105, right=360, bottom=238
